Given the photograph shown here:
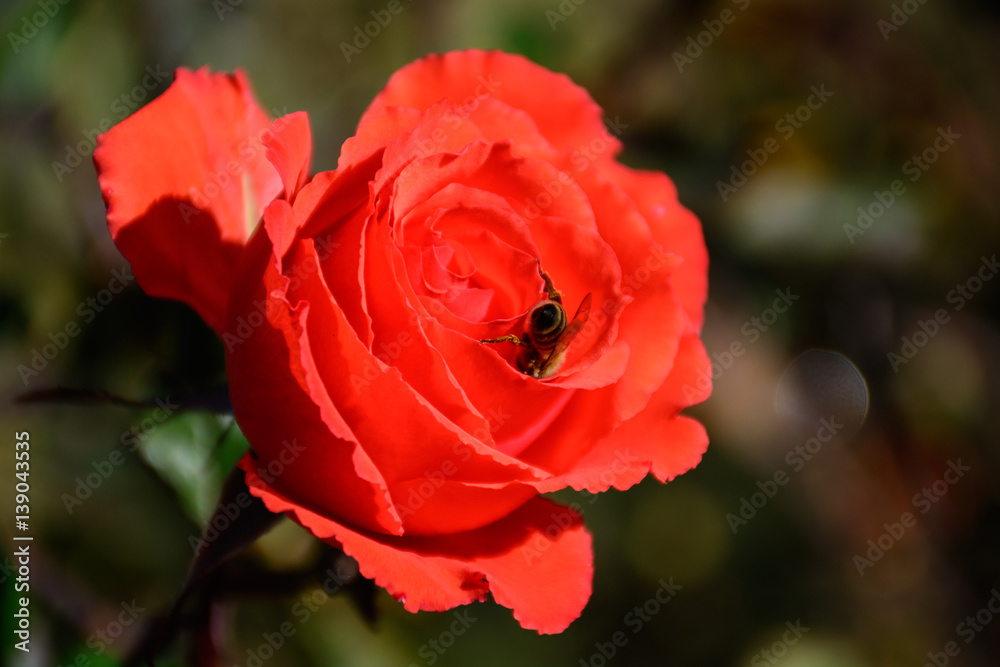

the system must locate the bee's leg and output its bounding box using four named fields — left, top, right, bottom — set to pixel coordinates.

left=479, top=334, right=528, bottom=346
left=535, top=258, right=563, bottom=303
